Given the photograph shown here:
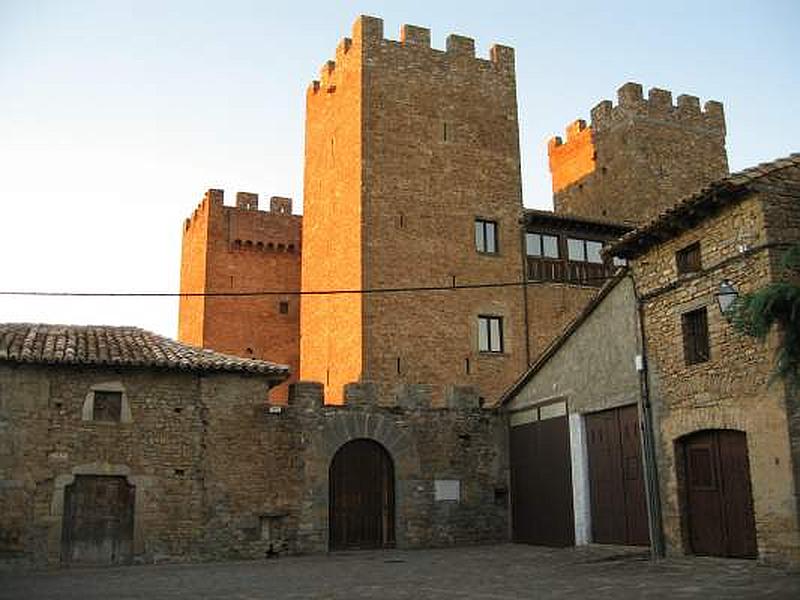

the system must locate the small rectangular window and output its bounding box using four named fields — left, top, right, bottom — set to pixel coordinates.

left=586, top=241, right=604, bottom=264
left=475, top=219, right=498, bottom=254
left=682, top=307, right=709, bottom=365
left=93, top=391, right=122, bottom=422
left=526, top=233, right=559, bottom=258
left=478, top=315, right=504, bottom=353
left=279, top=301, right=289, bottom=314
left=677, top=242, right=702, bottom=275
left=567, top=238, right=585, bottom=261
left=567, top=238, right=604, bottom=263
